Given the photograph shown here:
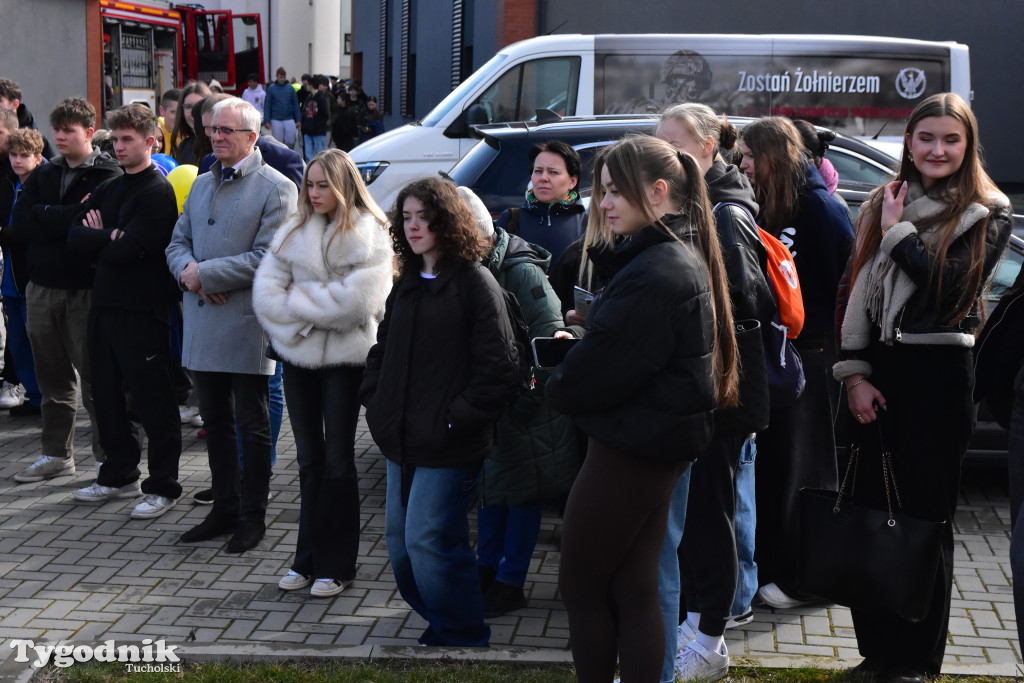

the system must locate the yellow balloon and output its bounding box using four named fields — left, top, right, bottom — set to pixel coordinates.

left=167, top=164, right=199, bottom=214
